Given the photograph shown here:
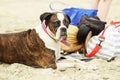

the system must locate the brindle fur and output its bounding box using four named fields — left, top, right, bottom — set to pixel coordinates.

left=0, top=29, right=56, bottom=69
